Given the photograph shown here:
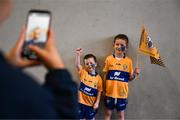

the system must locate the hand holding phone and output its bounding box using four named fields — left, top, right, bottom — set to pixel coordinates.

left=6, top=27, right=40, bottom=68
left=6, top=27, right=65, bottom=69
left=28, top=29, right=65, bottom=69
left=7, top=9, right=65, bottom=69
left=22, top=9, right=52, bottom=60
